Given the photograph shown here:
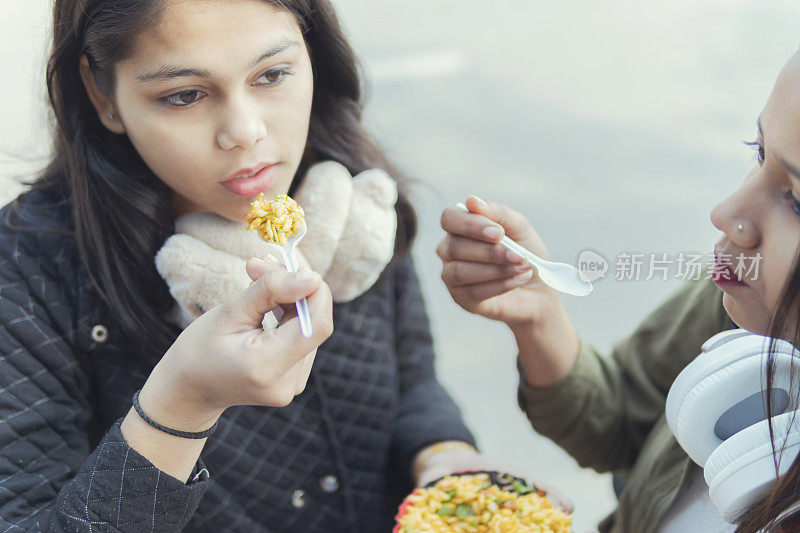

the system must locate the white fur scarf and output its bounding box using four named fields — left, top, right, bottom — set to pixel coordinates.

left=155, top=161, right=398, bottom=330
